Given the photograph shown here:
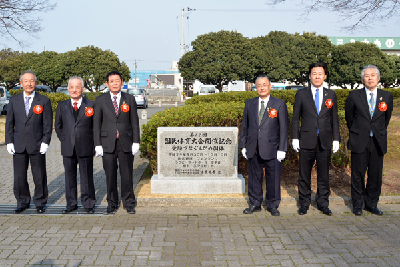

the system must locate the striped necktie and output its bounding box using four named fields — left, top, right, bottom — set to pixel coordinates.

left=25, top=96, right=30, bottom=116
left=259, top=100, right=265, bottom=125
